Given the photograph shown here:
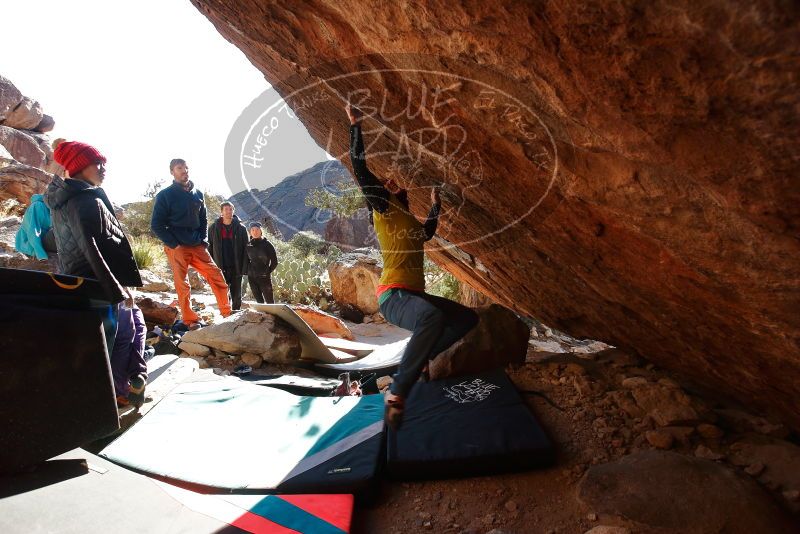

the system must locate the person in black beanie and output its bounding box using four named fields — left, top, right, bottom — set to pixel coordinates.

left=245, top=222, right=278, bottom=303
